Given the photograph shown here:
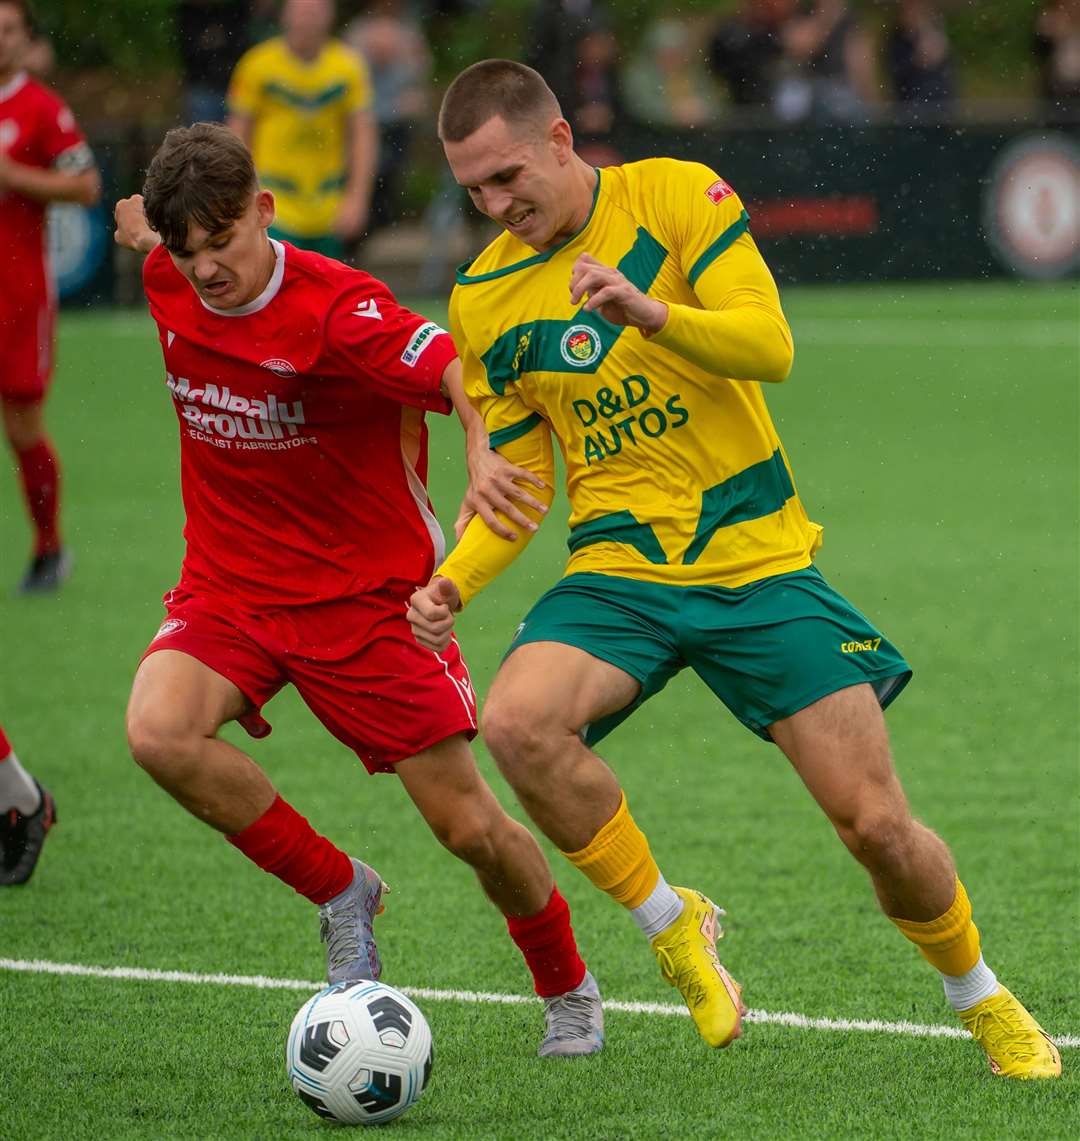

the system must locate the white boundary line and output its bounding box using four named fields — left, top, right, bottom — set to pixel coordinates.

left=2, top=958, right=1077, bottom=1049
